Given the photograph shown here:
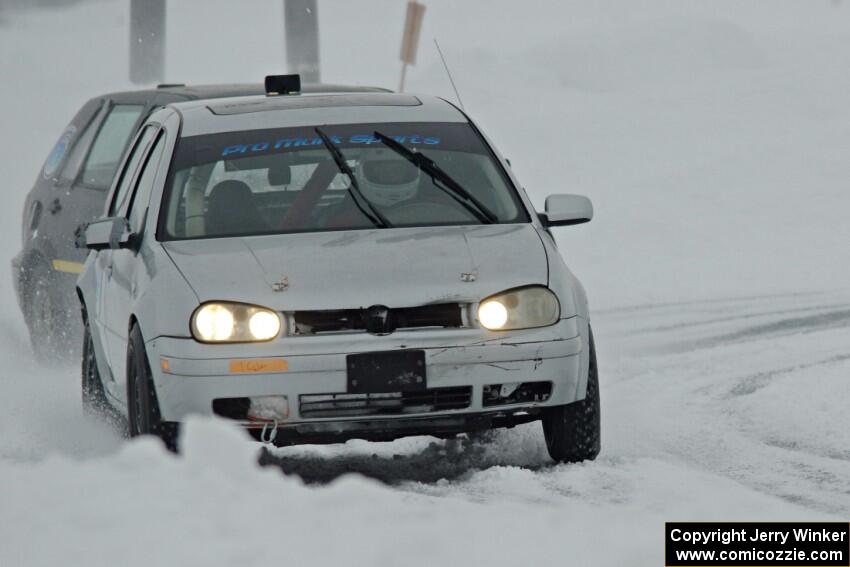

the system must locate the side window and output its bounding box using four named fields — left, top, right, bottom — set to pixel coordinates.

left=108, top=126, right=156, bottom=217
left=59, top=103, right=108, bottom=183
left=41, top=99, right=102, bottom=181
left=127, top=131, right=166, bottom=232
left=79, top=104, right=145, bottom=190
